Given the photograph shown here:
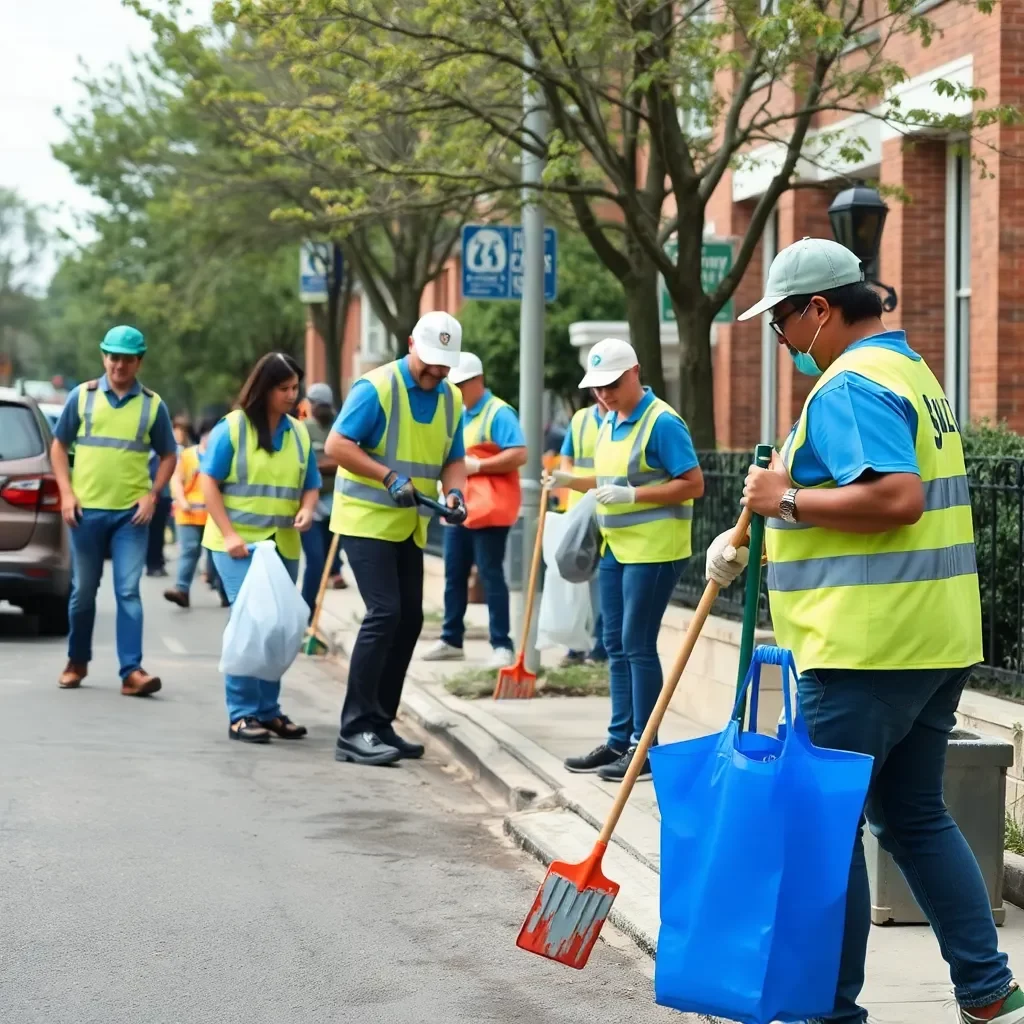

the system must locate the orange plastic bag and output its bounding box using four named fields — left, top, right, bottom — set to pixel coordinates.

left=464, top=442, right=522, bottom=528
